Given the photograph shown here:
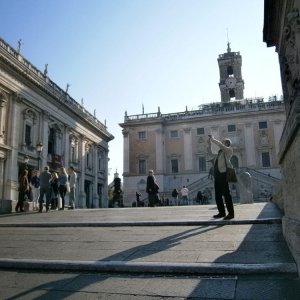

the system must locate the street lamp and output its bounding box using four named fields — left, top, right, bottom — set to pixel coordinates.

left=36, top=142, right=43, bottom=170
